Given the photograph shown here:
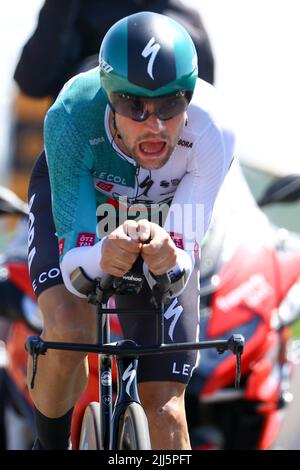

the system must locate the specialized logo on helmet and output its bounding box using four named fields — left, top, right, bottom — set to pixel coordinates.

left=141, top=37, right=161, bottom=80
left=99, top=57, right=113, bottom=73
